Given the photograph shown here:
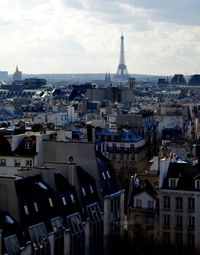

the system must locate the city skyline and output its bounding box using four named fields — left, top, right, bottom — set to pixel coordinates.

left=1, top=0, right=200, bottom=75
